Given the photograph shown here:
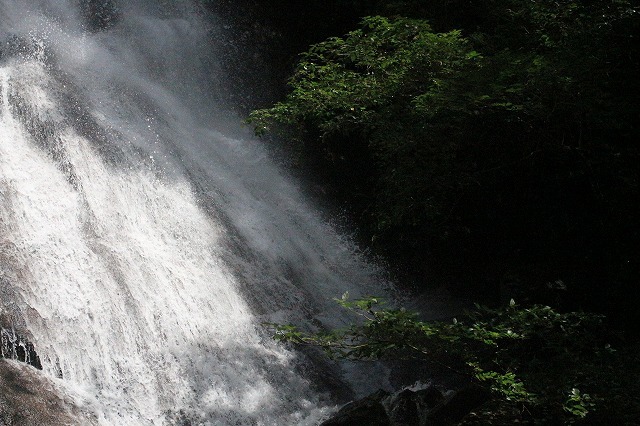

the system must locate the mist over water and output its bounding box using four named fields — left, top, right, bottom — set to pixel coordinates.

left=0, top=1, right=394, bottom=424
